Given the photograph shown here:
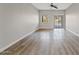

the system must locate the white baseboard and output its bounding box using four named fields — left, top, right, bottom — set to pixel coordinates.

left=66, top=28, right=79, bottom=37
left=0, top=28, right=38, bottom=53
left=39, top=27, right=53, bottom=29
